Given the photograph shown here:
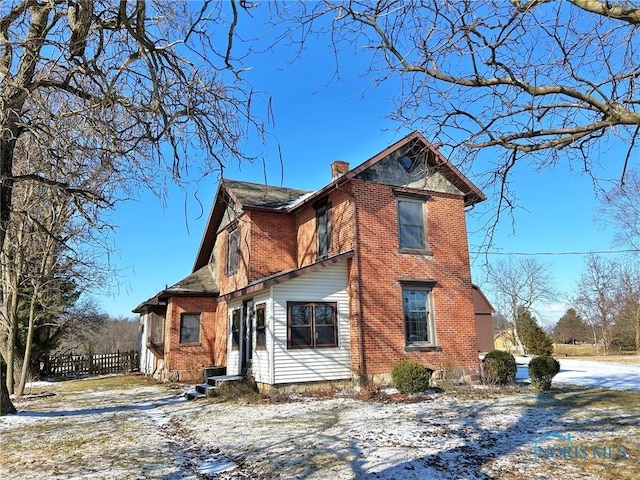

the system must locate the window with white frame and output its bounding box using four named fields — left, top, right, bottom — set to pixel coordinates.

left=402, top=285, right=435, bottom=346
